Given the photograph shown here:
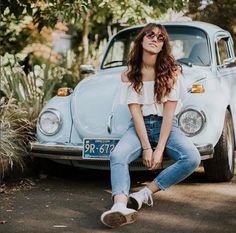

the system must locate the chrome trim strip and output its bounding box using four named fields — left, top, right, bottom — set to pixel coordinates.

left=30, top=142, right=83, bottom=153
left=30, top=142, right=214, bottom=161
